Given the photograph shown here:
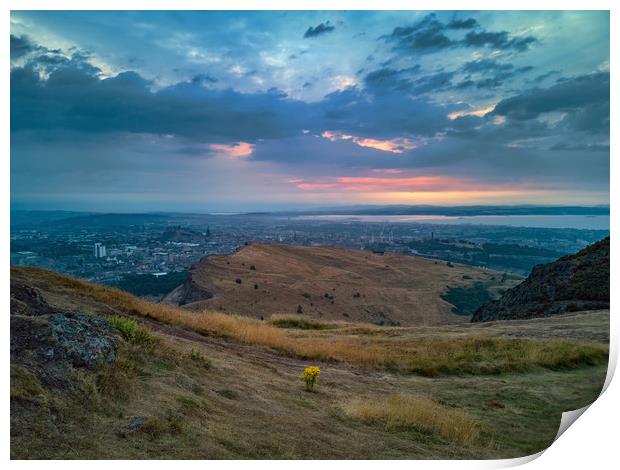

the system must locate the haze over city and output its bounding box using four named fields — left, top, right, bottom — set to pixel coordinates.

left=10, top=10, right=610, bottom=212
